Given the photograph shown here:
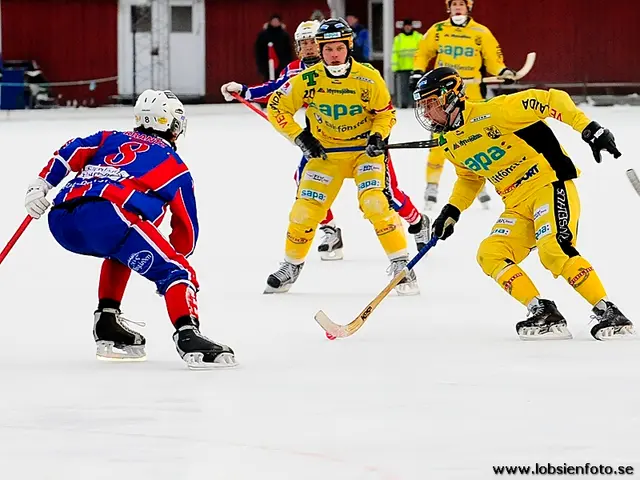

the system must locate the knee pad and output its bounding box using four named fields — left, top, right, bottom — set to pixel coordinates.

left=289, top=198, right=326, bottom=228
left=537, top=238, right=576, bottom=277
left=476, top=236, right=515, bottom=278
left=359, top=189, right=391, bottom=223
